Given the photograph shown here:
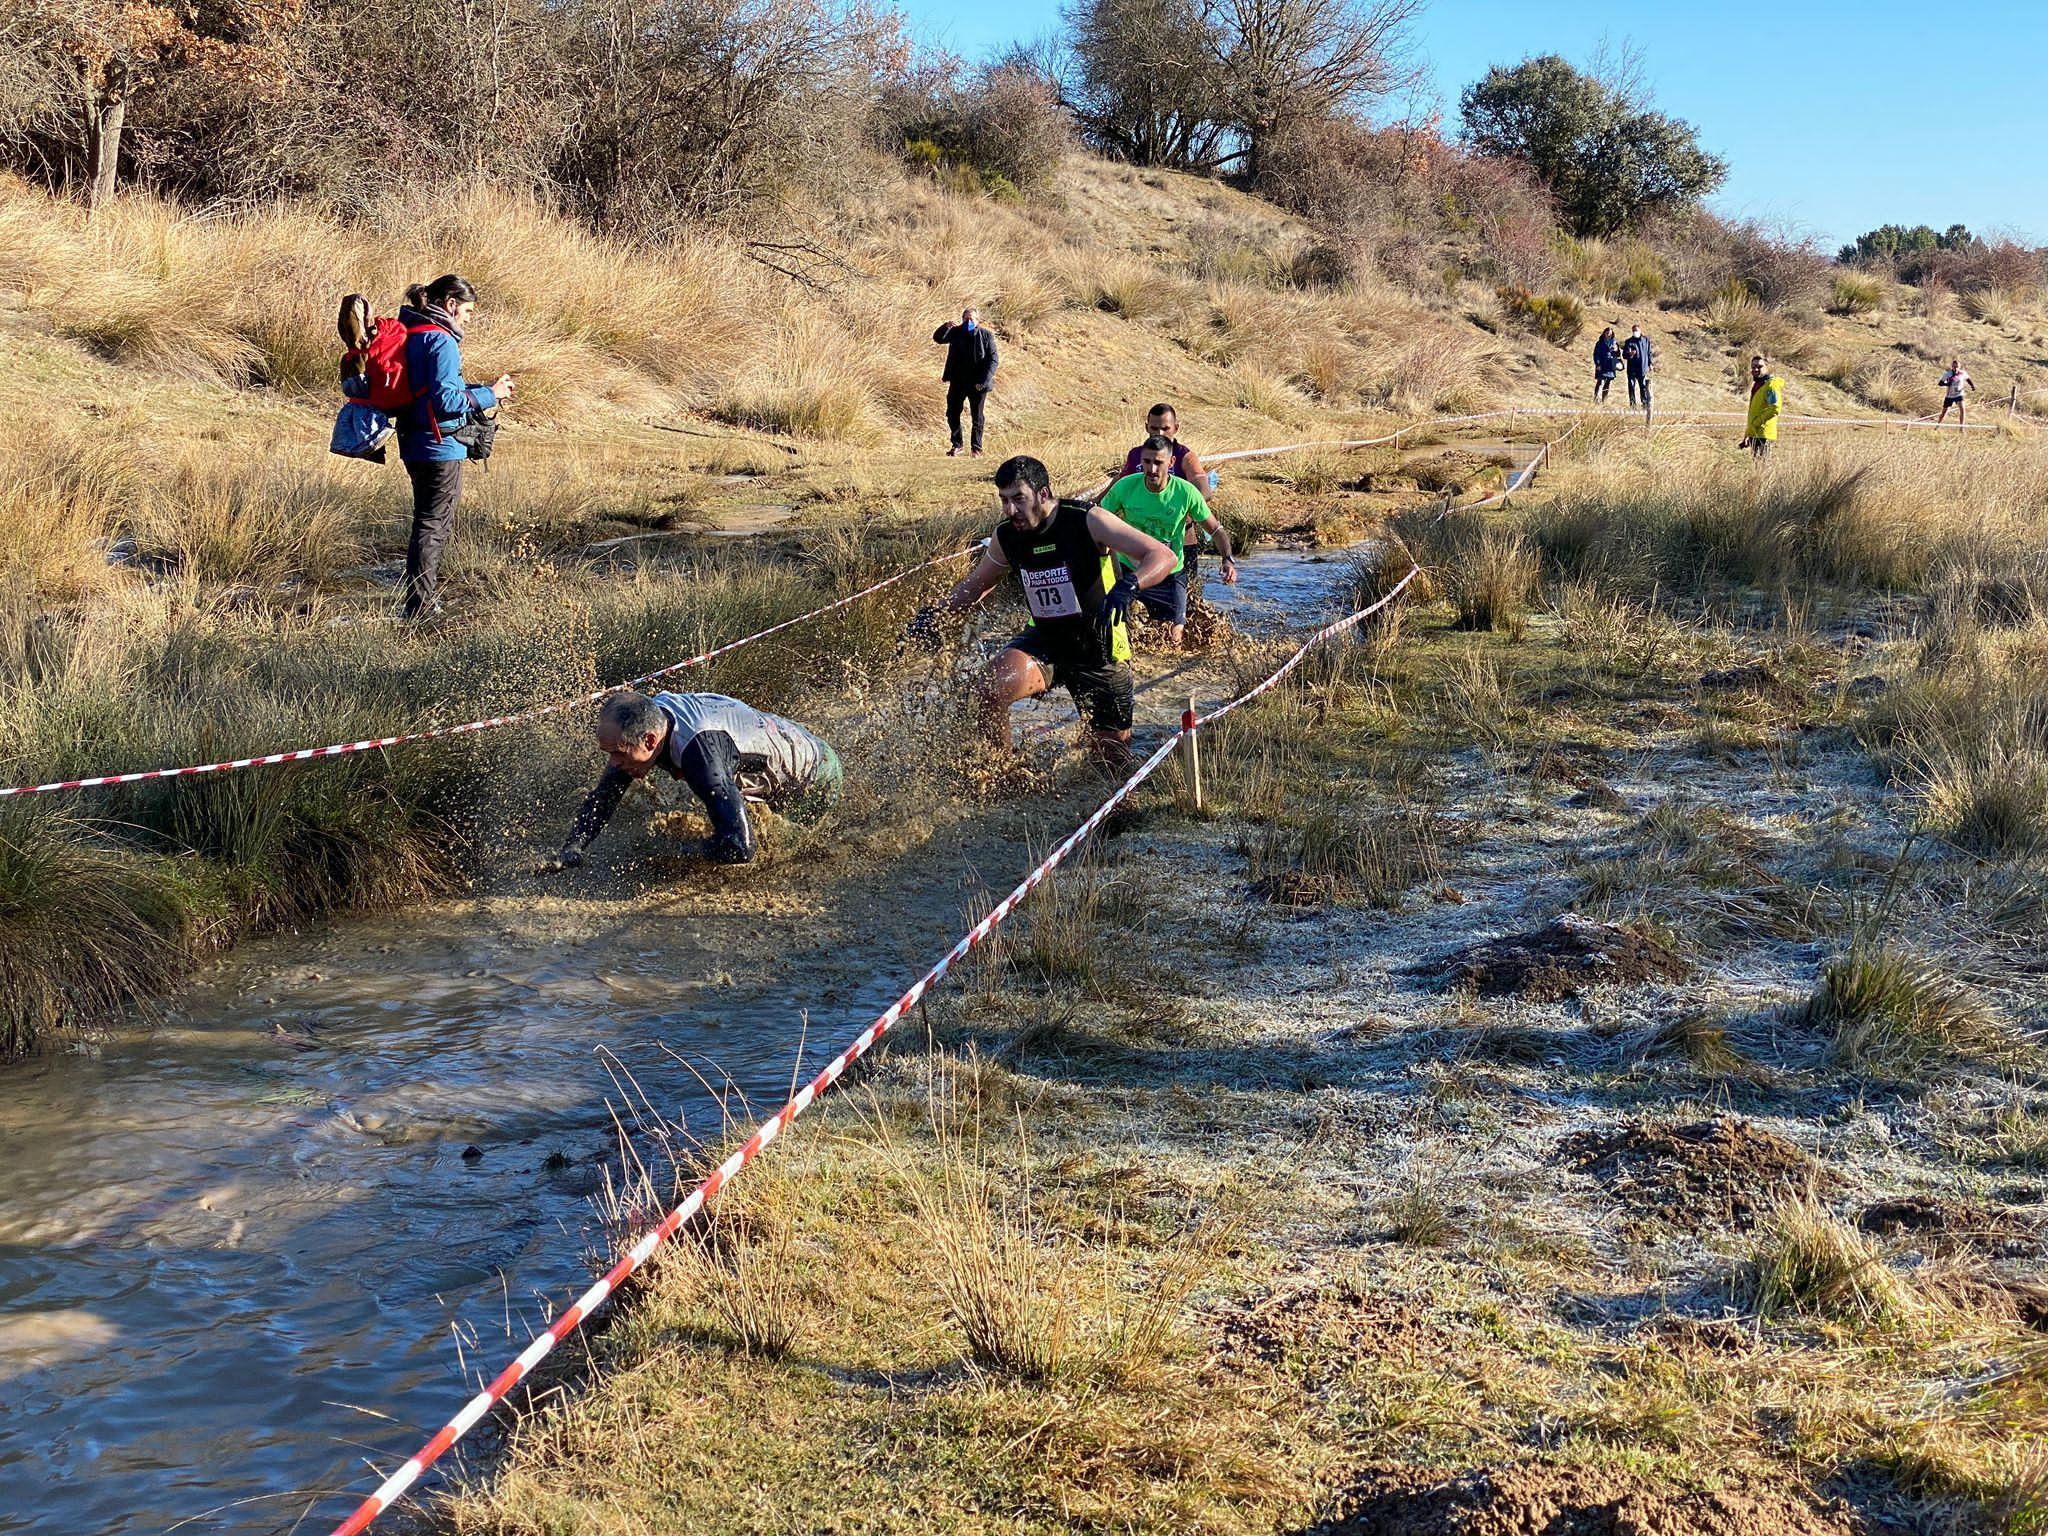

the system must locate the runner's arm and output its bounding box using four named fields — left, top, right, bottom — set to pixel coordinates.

left=1179, top=446, right=1208, bottom=481
left=678, top=731, right=754, bottom=864
left=1086, top=506, right=1176, bottom=590
left=1195, top=509, right=1235, bottom=564
left=562, top=765, right=633, bottom=858
left=941, top=546, right=1010, bottom=612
